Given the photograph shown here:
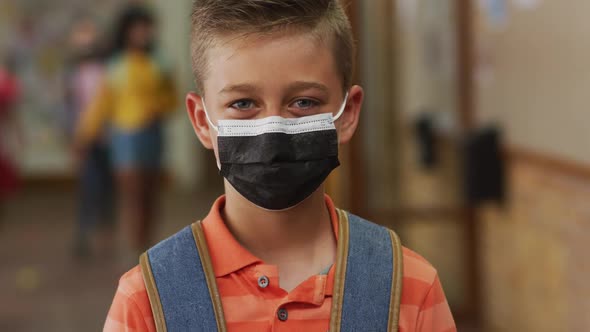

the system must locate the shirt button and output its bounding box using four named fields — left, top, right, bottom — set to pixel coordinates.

left=257, top=275, right=269, bottom=289
left=277, top=308, right=288, bottom=322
